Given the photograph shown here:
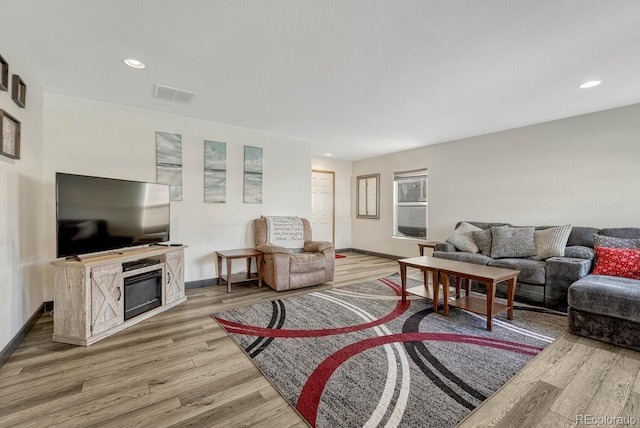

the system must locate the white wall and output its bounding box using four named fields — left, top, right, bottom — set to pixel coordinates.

left=311, top=156, right=352, bottom=250
left=352, top=103, right=640, bottom=258
left=0, top=33, right=46, bottom=351
left=43, top=93, right=313, bottom=293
